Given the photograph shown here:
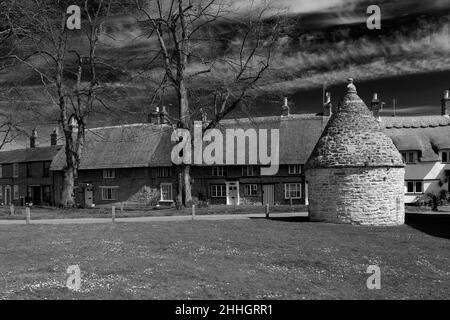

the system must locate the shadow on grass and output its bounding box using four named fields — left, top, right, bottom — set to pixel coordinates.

left=250, top=216, right=310, bottom=223
left=405, top=213, right=450, bottom=239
